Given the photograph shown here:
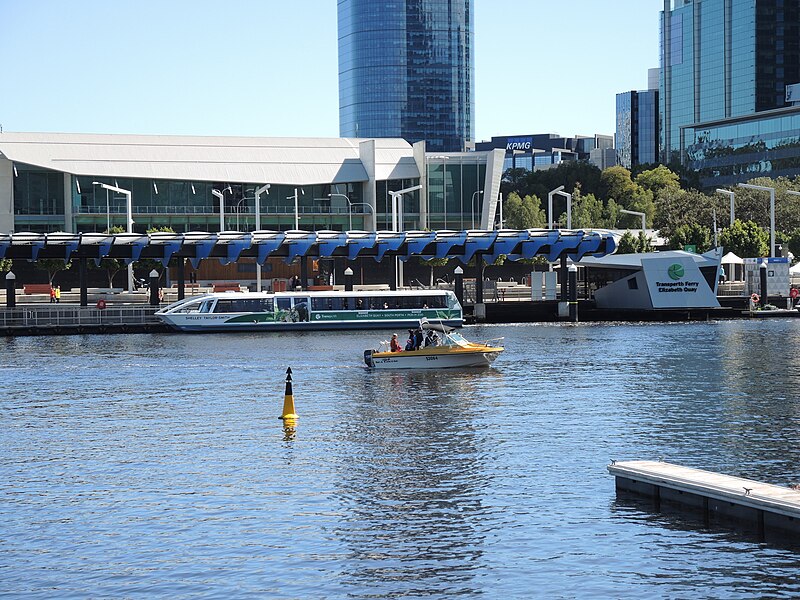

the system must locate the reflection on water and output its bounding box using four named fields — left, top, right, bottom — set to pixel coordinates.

left=2, top=321, right=800, bottom=597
